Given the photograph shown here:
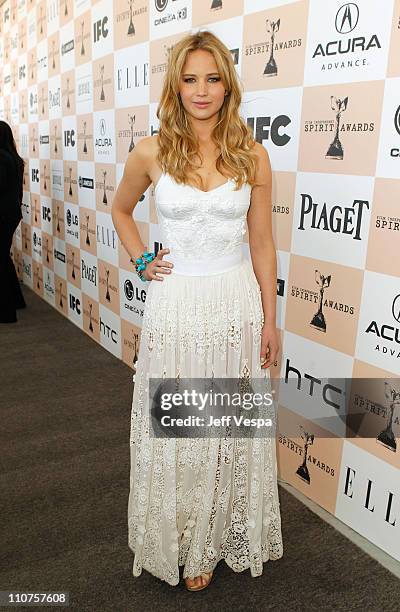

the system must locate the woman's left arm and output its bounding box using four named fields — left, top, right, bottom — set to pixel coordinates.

left=247, top=142, right=279, bottom=369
